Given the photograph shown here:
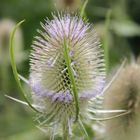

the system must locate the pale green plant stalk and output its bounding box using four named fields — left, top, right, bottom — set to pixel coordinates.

left=63, top=119, right=69, bottom=140
left=103, top=10, right=112, bottom=73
